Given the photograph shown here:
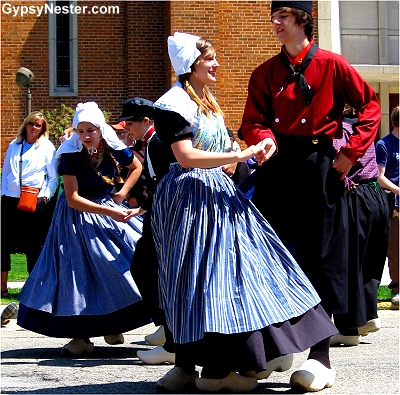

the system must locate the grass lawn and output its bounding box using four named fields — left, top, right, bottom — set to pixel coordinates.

left=1, top=254, right=393, bottom=305
left=1, top=288, right=23, bottom=304
left=2, top=254, right=28, bottom=304
left=8, top=254, right=29, bottom=281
